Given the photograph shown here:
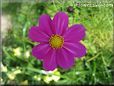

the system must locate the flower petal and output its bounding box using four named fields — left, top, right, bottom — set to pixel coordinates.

left=32, top=43, right=51, bottom=60
left=57, top=48, right=74, bottom=69
left=28, top=26, right=49, bottom=42
left=63, top=42, right=86, bottom=58
left=63, top=24, right=86, bottom=42
left=43, top=49, right=57, bottom=71
left=52, top=12, right=68, bottom=35
left=39, top=14, right=54, bottom=36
